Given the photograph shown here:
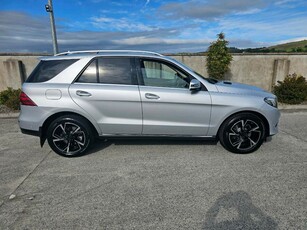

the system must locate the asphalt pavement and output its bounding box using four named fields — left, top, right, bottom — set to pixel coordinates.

left=0, top=111, right=306, bottom=229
